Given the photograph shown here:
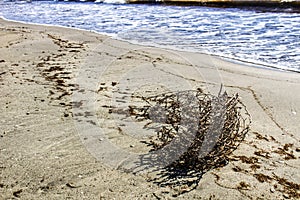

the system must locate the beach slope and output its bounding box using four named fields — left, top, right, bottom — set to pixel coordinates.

left=0, top=18, right=299, bottom=199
